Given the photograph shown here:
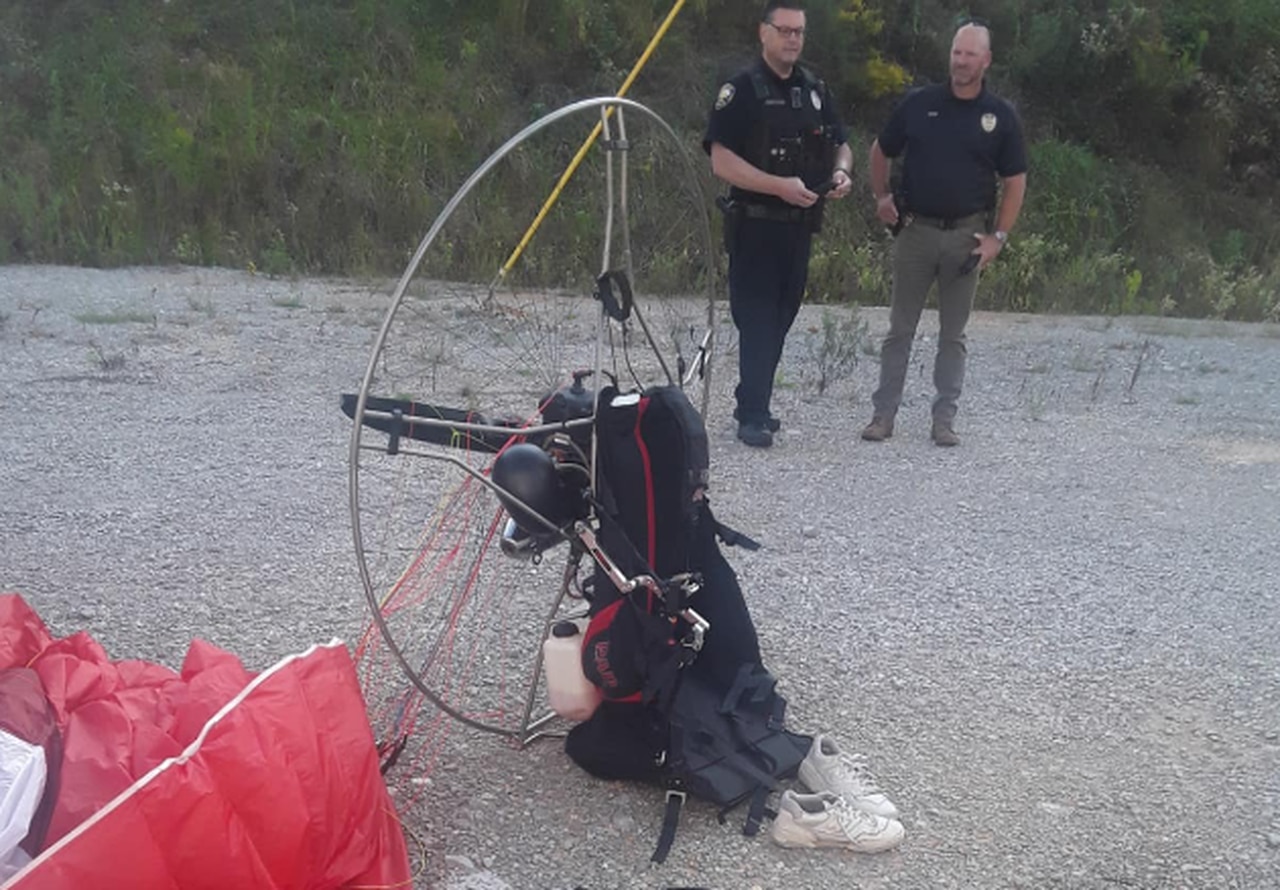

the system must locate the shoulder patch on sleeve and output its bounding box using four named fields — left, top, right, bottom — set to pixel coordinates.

left=714, top=83, right=736, bottom=111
